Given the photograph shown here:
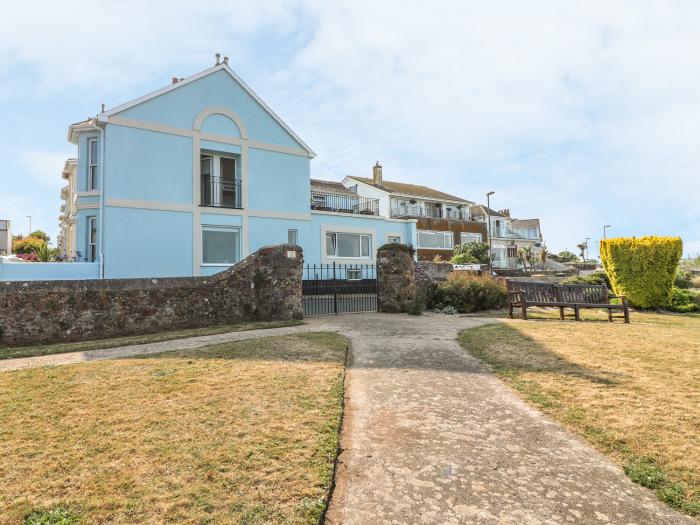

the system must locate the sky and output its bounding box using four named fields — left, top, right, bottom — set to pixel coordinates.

left=1, top=0, right=698, bottom=258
